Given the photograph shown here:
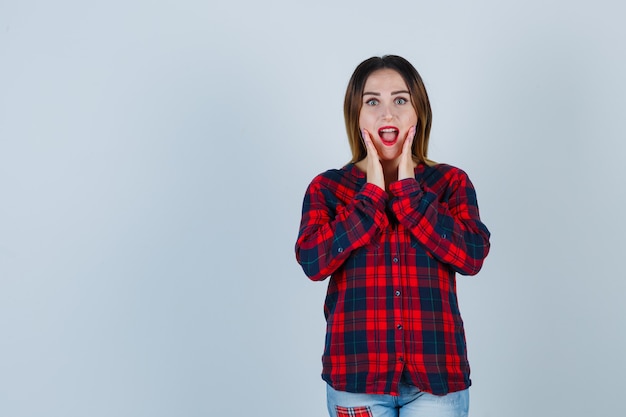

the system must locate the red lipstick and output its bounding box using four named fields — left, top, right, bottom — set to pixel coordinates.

left=378, top=126, right=399, bottom=146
